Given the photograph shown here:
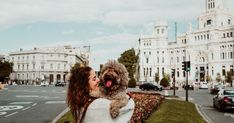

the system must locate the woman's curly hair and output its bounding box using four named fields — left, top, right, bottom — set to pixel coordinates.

left=66, top=66, right=92, bottom=122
